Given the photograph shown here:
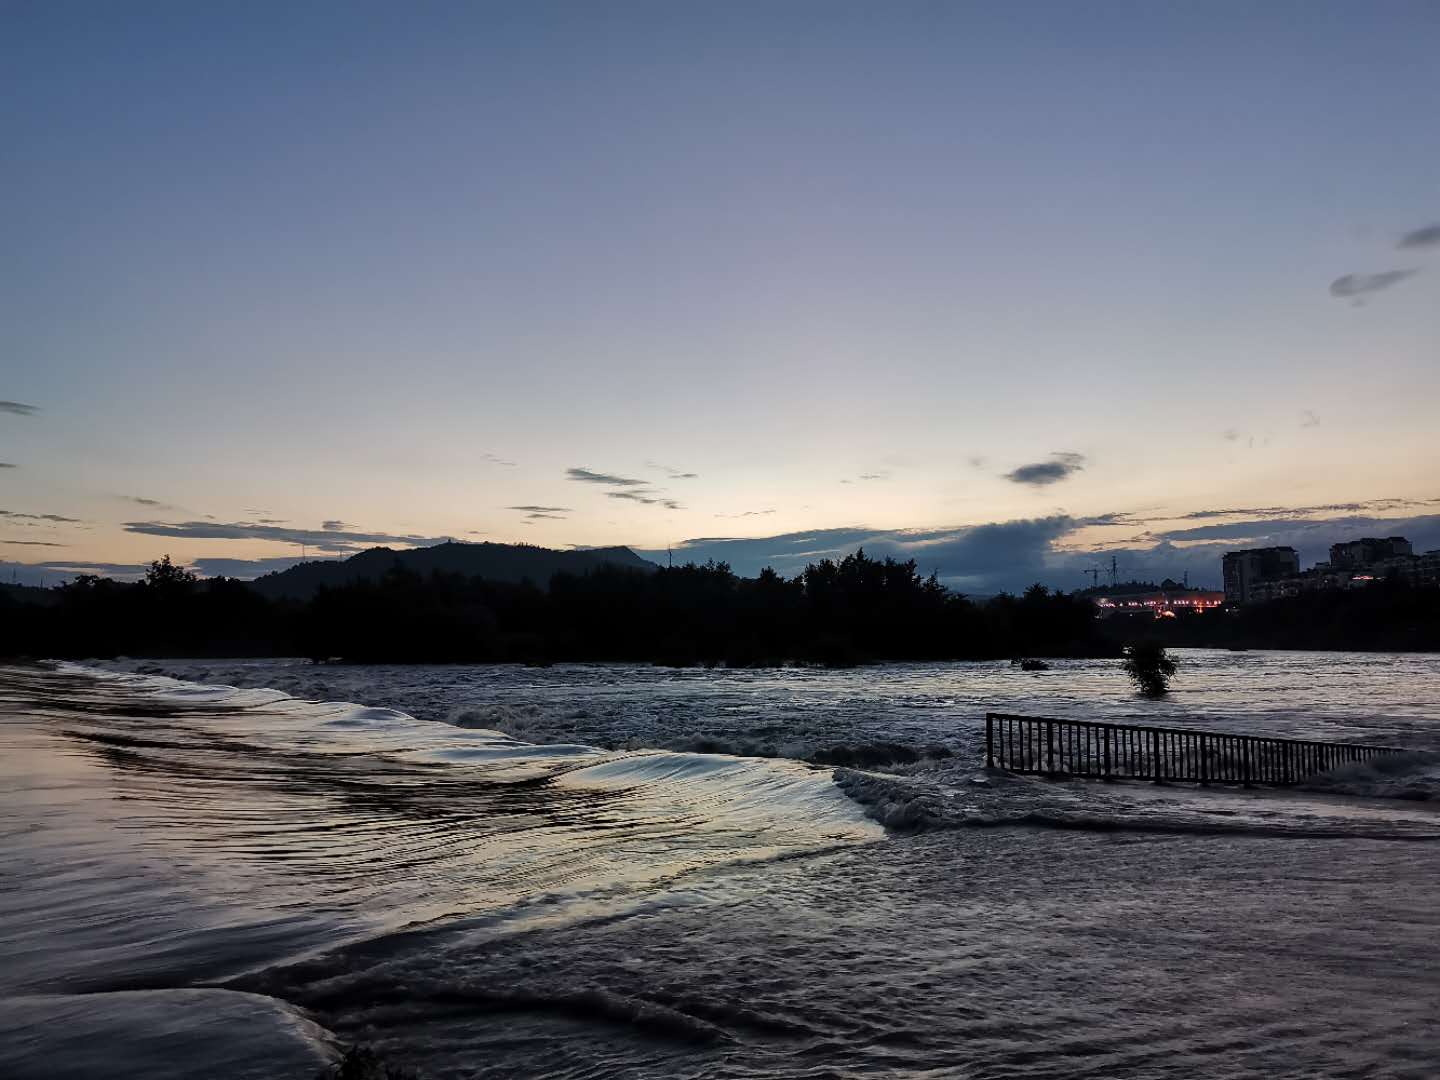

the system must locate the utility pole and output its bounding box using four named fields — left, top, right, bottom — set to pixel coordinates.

left=1109, top=555, right=1118, bottom=589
